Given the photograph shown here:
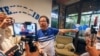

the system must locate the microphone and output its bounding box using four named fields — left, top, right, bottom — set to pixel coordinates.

left=94, top=16, right=98, bottom=26
left=91, top=16, right=98, bottom=46
left=91, top=16, right=98, bottom=34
